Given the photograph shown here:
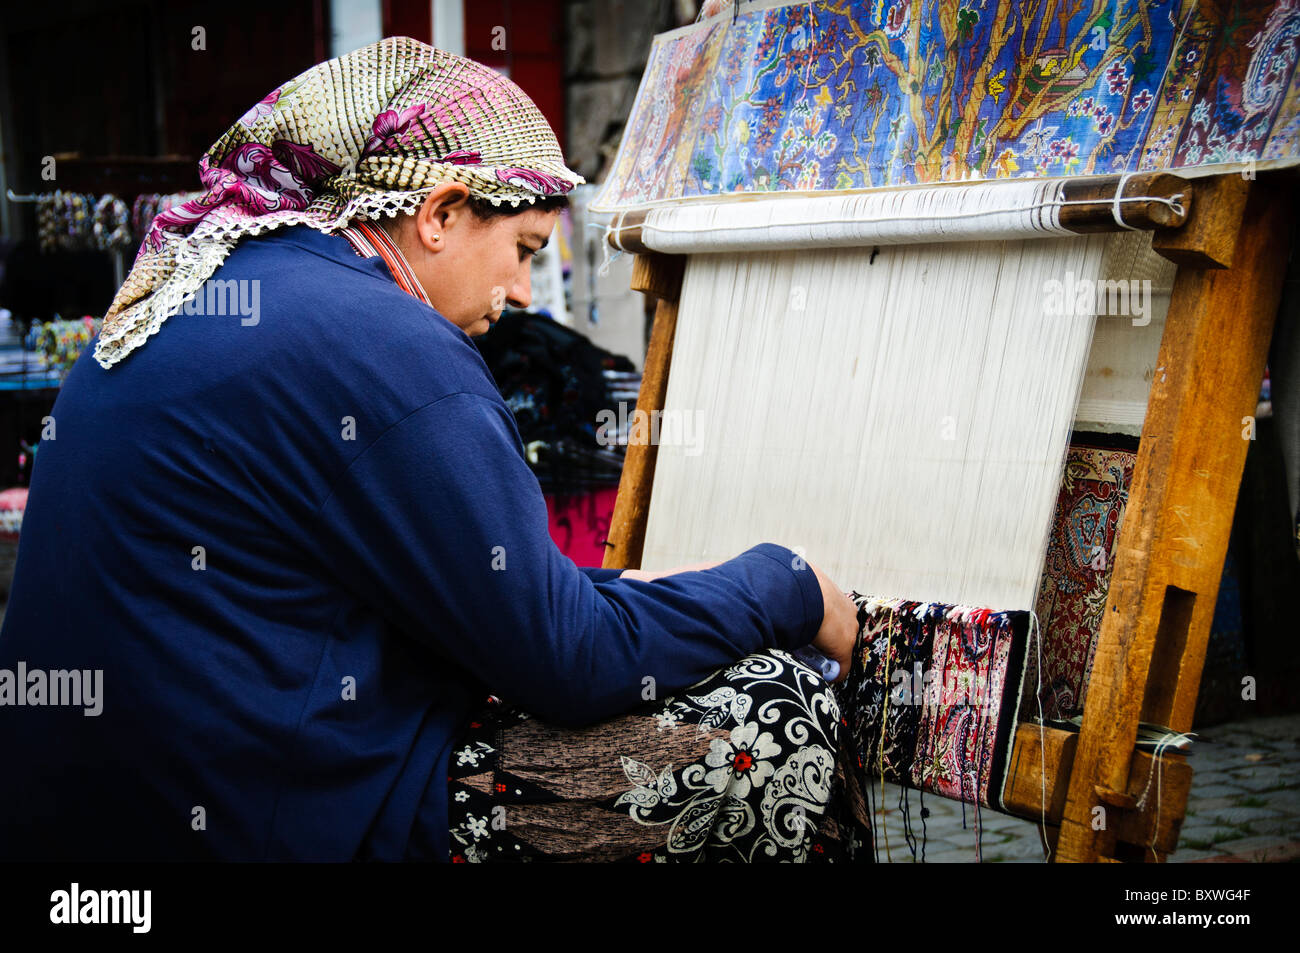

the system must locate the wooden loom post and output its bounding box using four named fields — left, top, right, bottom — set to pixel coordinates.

left=601, top=253, right=686, bottom=570
left=1050, top=174, right=1293, bottom=862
